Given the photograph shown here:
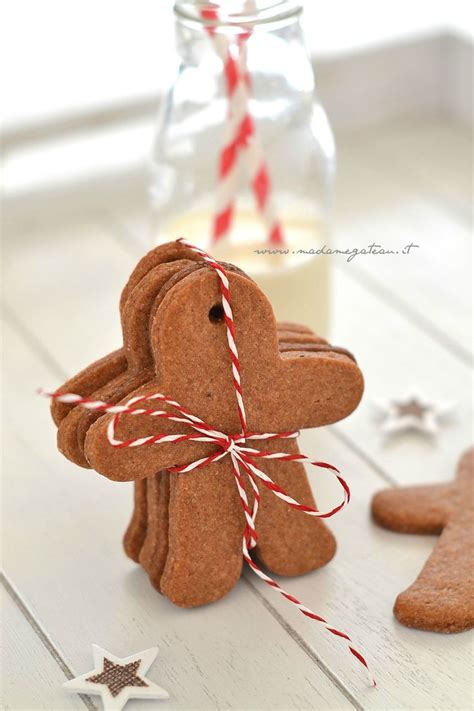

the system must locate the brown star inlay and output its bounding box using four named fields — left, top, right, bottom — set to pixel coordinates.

left=87, top=658, right=148, bottom=698
left=395, top=398, right=429, bottom=419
